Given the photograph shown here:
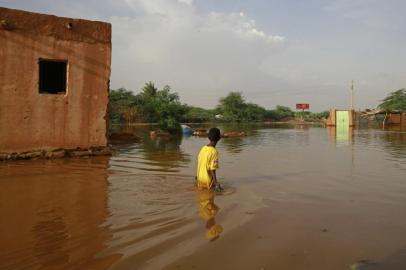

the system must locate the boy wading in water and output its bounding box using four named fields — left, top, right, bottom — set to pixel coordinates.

left=196, top=128, right=223, bottom=191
